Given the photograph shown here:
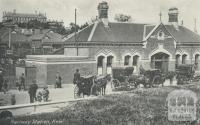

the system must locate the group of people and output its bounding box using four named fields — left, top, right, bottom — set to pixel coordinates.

left=28, top=80, right=50, bottom=103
